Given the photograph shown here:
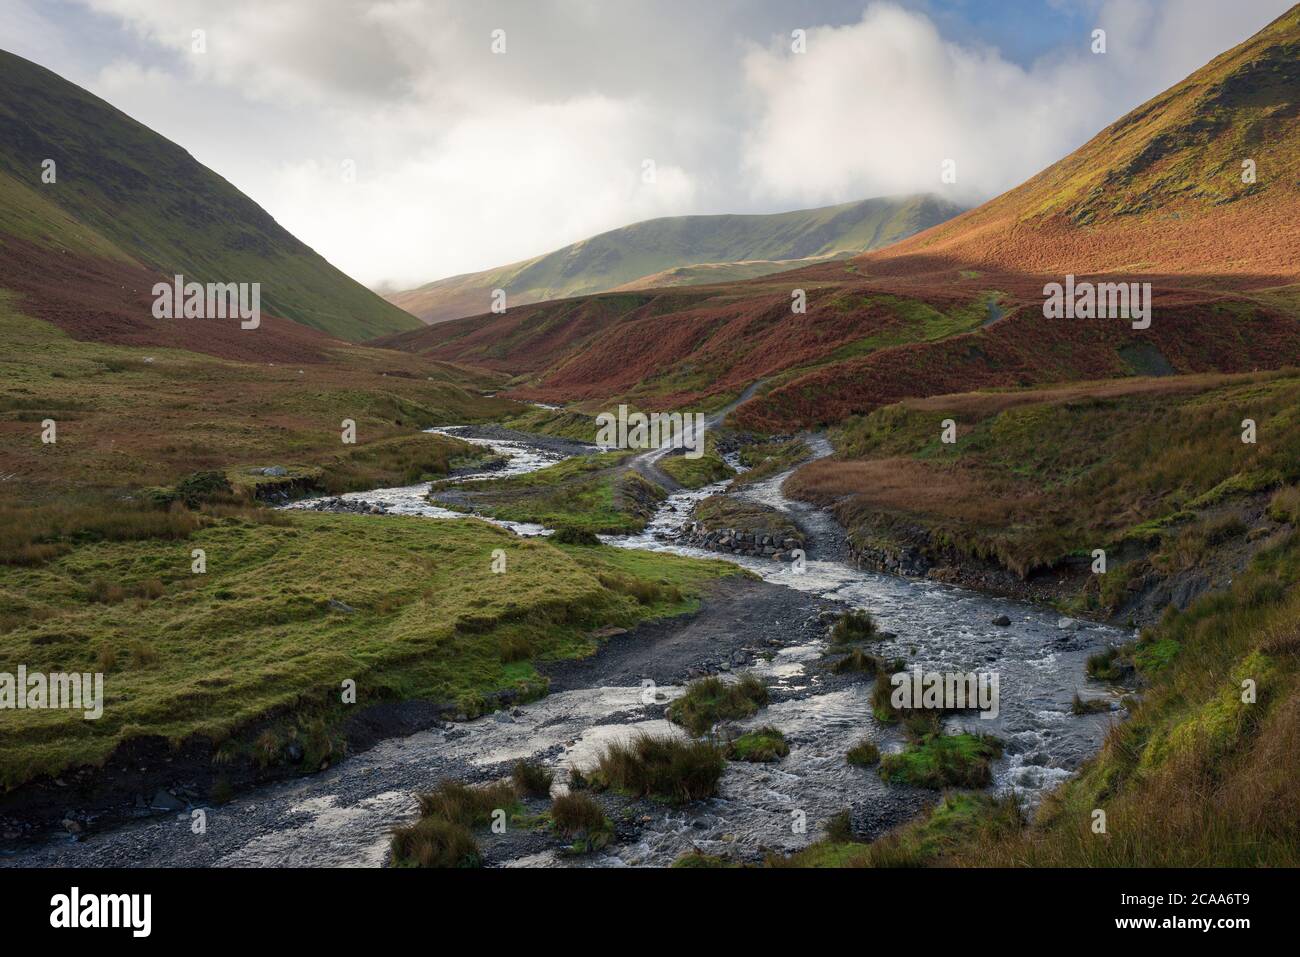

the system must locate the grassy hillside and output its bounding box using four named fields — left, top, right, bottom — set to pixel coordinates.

left=380, top=11, right=1300, bottom=430
left=787, top=370, right=1300, bottom=611
left=0, top=508, right=739, bottom=790
left=0, top=49, right=419, bottom=342
left=387, top=194, right=963, bottom=324
left=0, top=295, right=513, bottom=498
left=855, top=4, right=1300, bottom=281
